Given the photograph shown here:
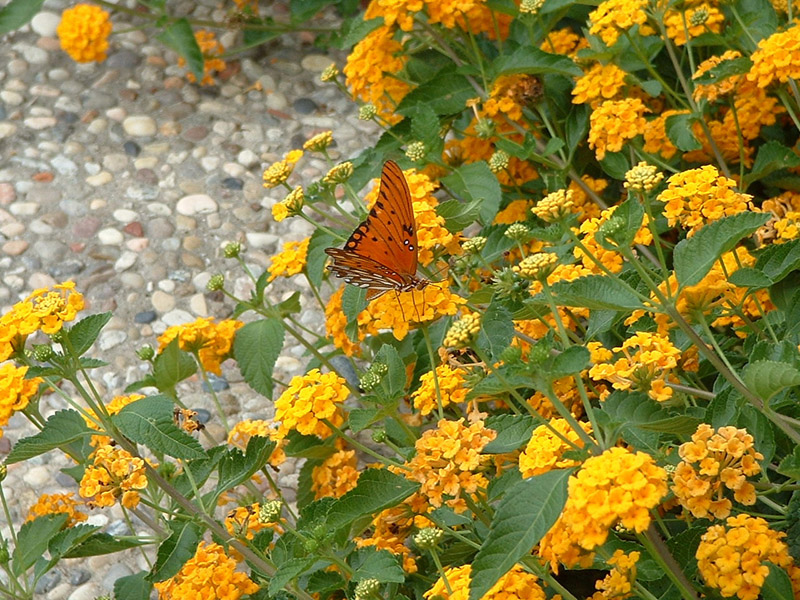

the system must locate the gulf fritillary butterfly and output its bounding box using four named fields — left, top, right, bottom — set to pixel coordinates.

left=325, top=160, right=430, bottom=301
